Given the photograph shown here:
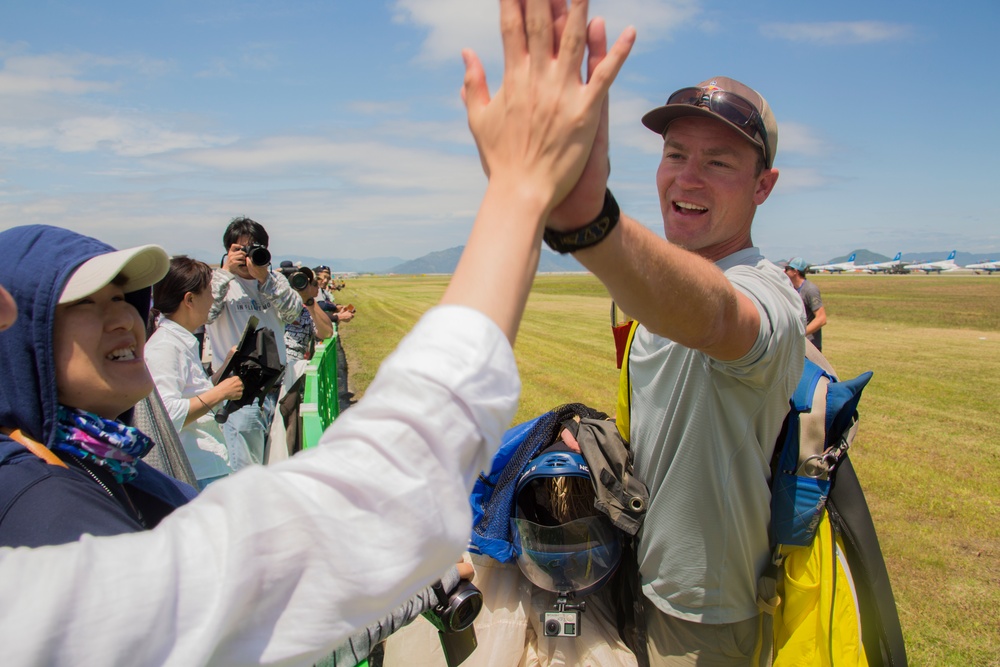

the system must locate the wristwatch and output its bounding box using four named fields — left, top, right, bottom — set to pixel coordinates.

left=305, top=297, right=315, bottom=307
